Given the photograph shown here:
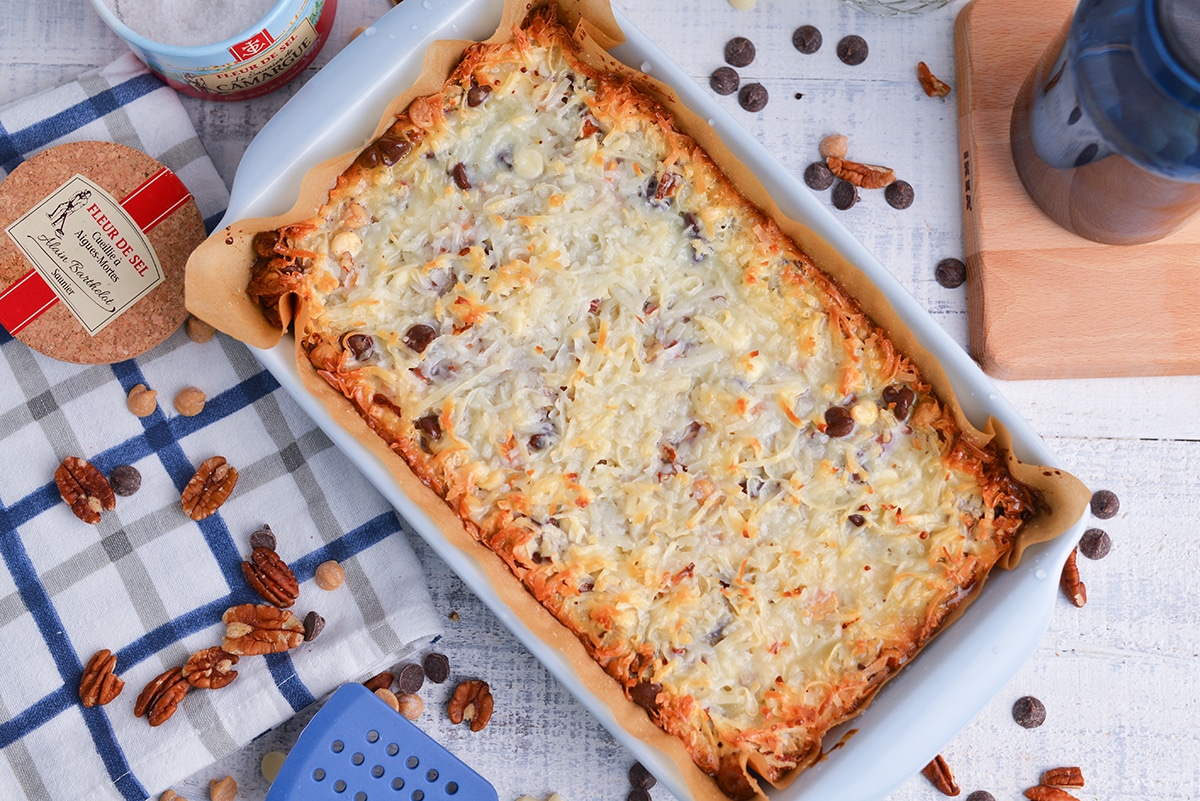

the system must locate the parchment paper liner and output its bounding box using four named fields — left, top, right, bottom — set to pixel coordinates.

left=185, top=2, right=1091, bottom=798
